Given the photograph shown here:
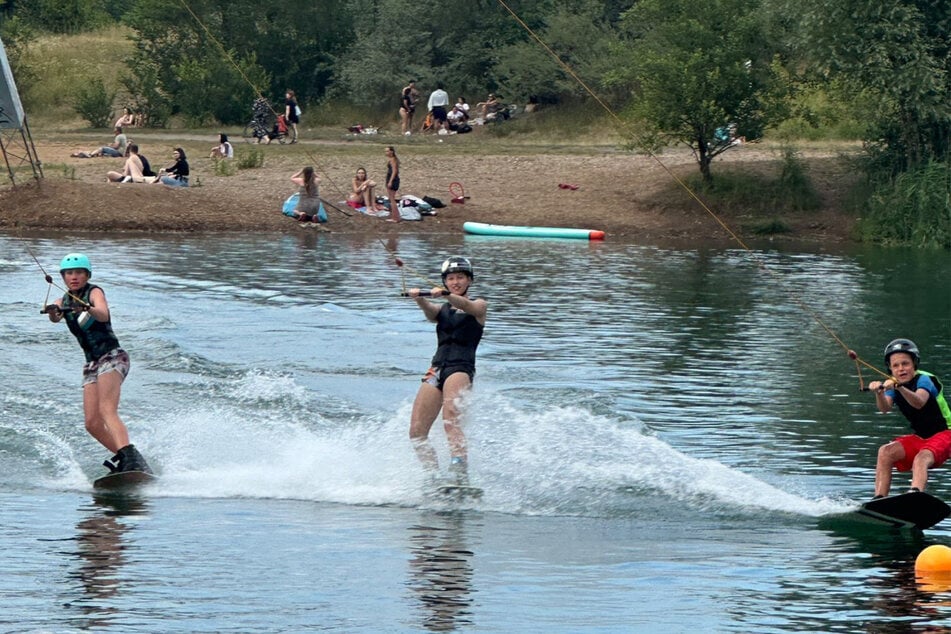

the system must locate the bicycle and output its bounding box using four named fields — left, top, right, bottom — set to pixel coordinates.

left=242, top=114, right=288, bottom=144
